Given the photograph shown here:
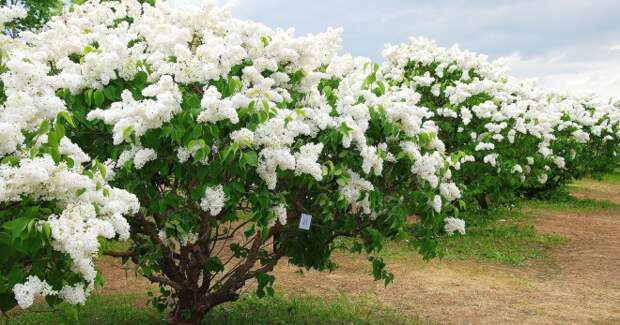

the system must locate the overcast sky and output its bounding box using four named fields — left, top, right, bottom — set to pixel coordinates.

left=169, top=0, right=620, bottom=99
